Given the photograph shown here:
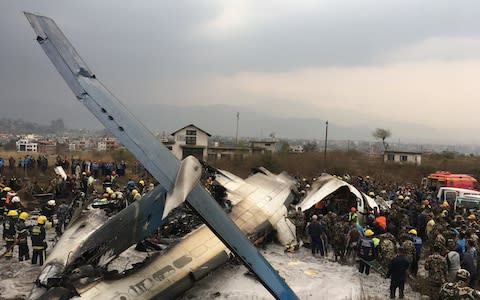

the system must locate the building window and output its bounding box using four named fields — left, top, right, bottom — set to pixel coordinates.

left=387, top=154, right=395, bottom=161
left=400, top=155, right=408, bottom=162
left=185, top=130, right=197, bottom=145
